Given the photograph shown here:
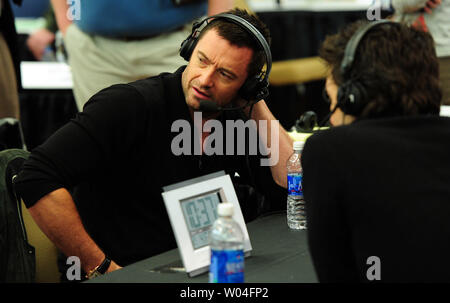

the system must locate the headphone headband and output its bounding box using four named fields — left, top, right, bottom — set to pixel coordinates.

left=340, top=20, right=392, bottom=78
left=212, top=13, right=272, bottom=78
left=179, top=12, right=273, bottom=102
left=181, top=13, right=272, bottom=82
left=337, top=20, right=395, bottom=116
